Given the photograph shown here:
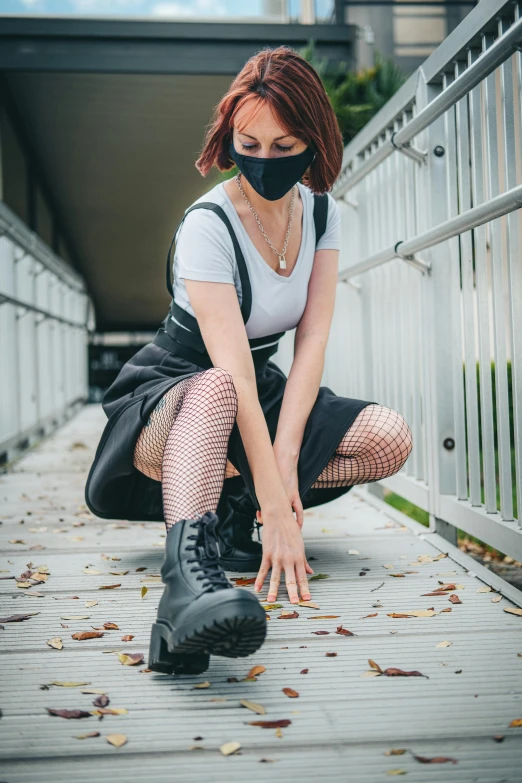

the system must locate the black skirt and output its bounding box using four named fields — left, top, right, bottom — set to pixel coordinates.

left=84, top=339, right=379, bottom=522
